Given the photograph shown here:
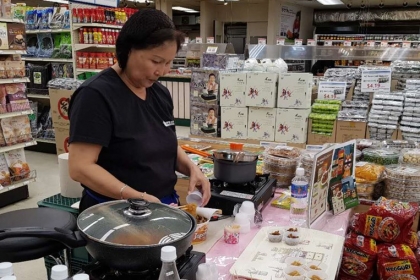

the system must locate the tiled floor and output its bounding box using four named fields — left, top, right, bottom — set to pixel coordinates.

left=0, top=126, right=190, bottom=279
